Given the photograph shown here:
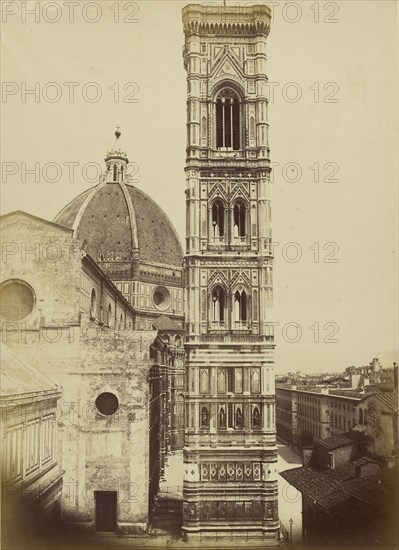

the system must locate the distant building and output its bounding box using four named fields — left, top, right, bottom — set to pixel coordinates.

left=276, top=386, right=331, bottom=448
left=327, top=391, right=361, bottom=437
left=275, top=386, right=298, bottom=447
left=353, top=392, right=398, bottom=463
left=276, top=358, right=398, bottom=450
